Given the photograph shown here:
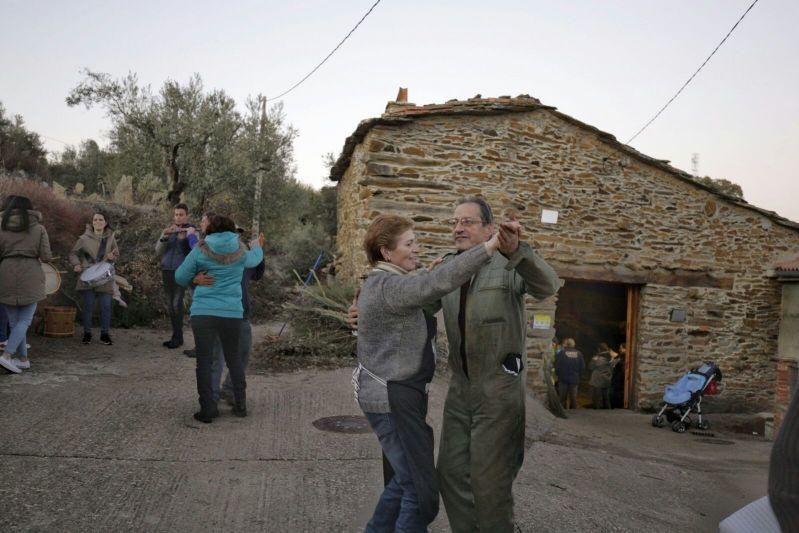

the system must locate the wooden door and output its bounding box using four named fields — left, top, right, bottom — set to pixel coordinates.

left=624, top=285, right=642, bottom=408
